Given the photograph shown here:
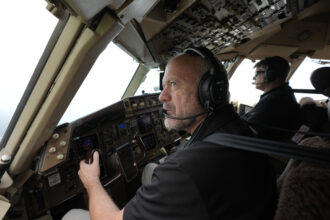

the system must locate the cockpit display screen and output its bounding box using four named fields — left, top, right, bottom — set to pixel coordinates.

left=141, top=134, right=156, bottom=150
left=77, top=134, right=98, bottom=157
left=138, top=115, right=152, bottom=134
